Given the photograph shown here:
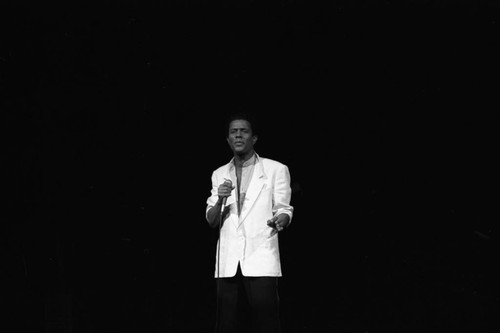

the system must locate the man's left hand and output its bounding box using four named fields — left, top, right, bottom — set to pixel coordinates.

left=267, top=214, right=290, bottom=236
